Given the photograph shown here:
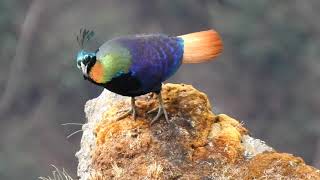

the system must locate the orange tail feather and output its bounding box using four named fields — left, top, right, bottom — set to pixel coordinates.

left=178, top=29, right=223, bottom=64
